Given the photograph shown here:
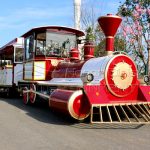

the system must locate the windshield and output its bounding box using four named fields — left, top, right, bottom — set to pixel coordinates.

left=36, top=31, right=77, bottom=57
